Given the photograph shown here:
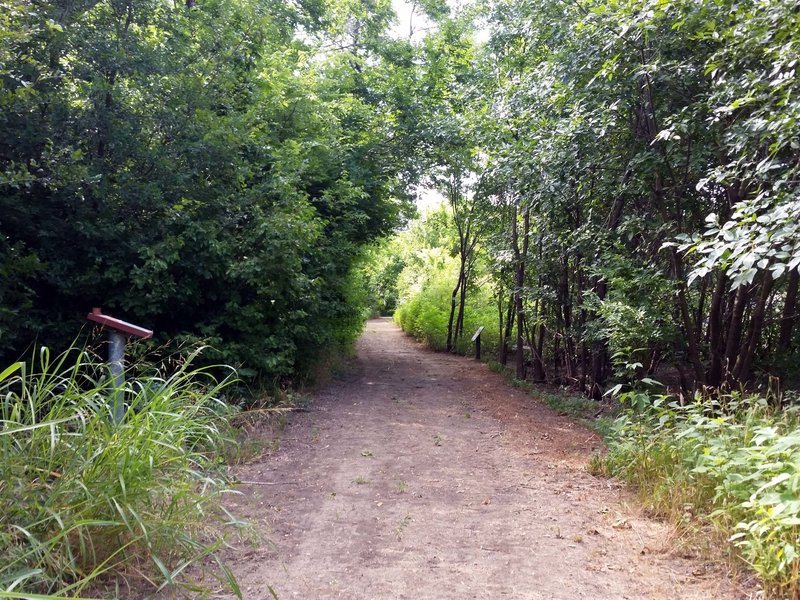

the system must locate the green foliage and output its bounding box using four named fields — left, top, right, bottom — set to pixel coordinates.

left=583, top=254, right=679, bottom=377
left=359, top=239, right=407, bottom=316
left=0, top=347, right=242, bottom=596
left=391, top=207, right=499, bottom=355
left=600, top=392, right=800, bottom=597
left=0, top=0, right=418, bottom=384
left=679, top=0, right=800, bottom=288
left=541, top=392, right=598, bottom=420
left=394, top=265, right=453, bottom=350
left=395, top=275, right=499, bottom=355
